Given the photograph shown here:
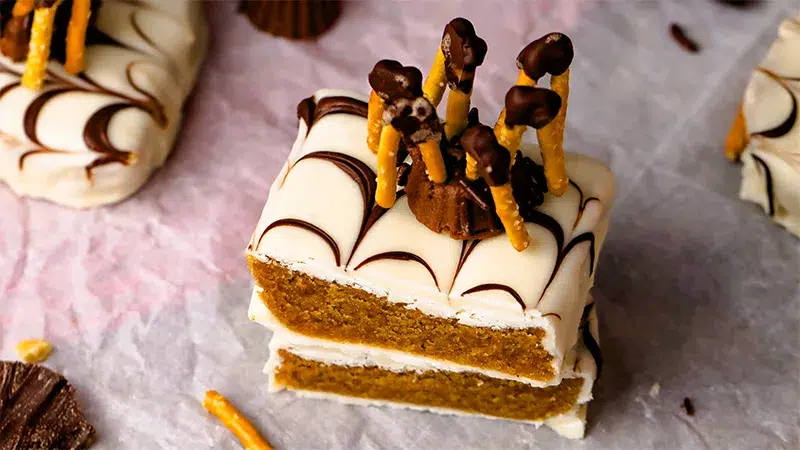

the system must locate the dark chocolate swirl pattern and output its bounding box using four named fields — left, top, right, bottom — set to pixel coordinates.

left=459, top=180, right=596, bottom=313
left=0, top=5, right=172, bottom=182
left=257, top=218, right=341, bottom=266
left=297, top=95, right=369, bottom=133
left=751, top=154, right=775, bottom=217
left=462, top=283, right=526, bottom=310
left=750, top=68, right=797, bottom=139
left=354, top=250, right=440, bottom=289
left=579, top=302, right=602, bottom=378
